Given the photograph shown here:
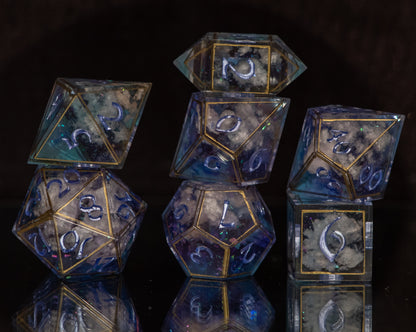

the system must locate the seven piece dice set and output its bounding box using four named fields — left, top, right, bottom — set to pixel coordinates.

left=13, top=33, right=404, bottom=289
